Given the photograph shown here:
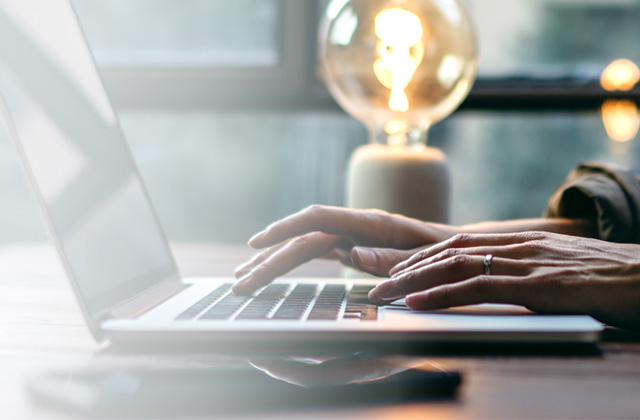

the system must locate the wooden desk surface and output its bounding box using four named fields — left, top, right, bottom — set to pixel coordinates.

left=1, top=243, right=640, bottom=419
